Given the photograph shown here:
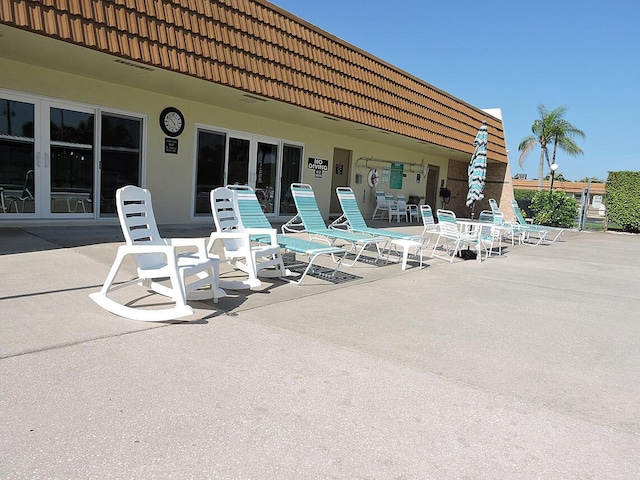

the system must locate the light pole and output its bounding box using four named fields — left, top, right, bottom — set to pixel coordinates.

left=549, top=163, right=559, bottom=194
